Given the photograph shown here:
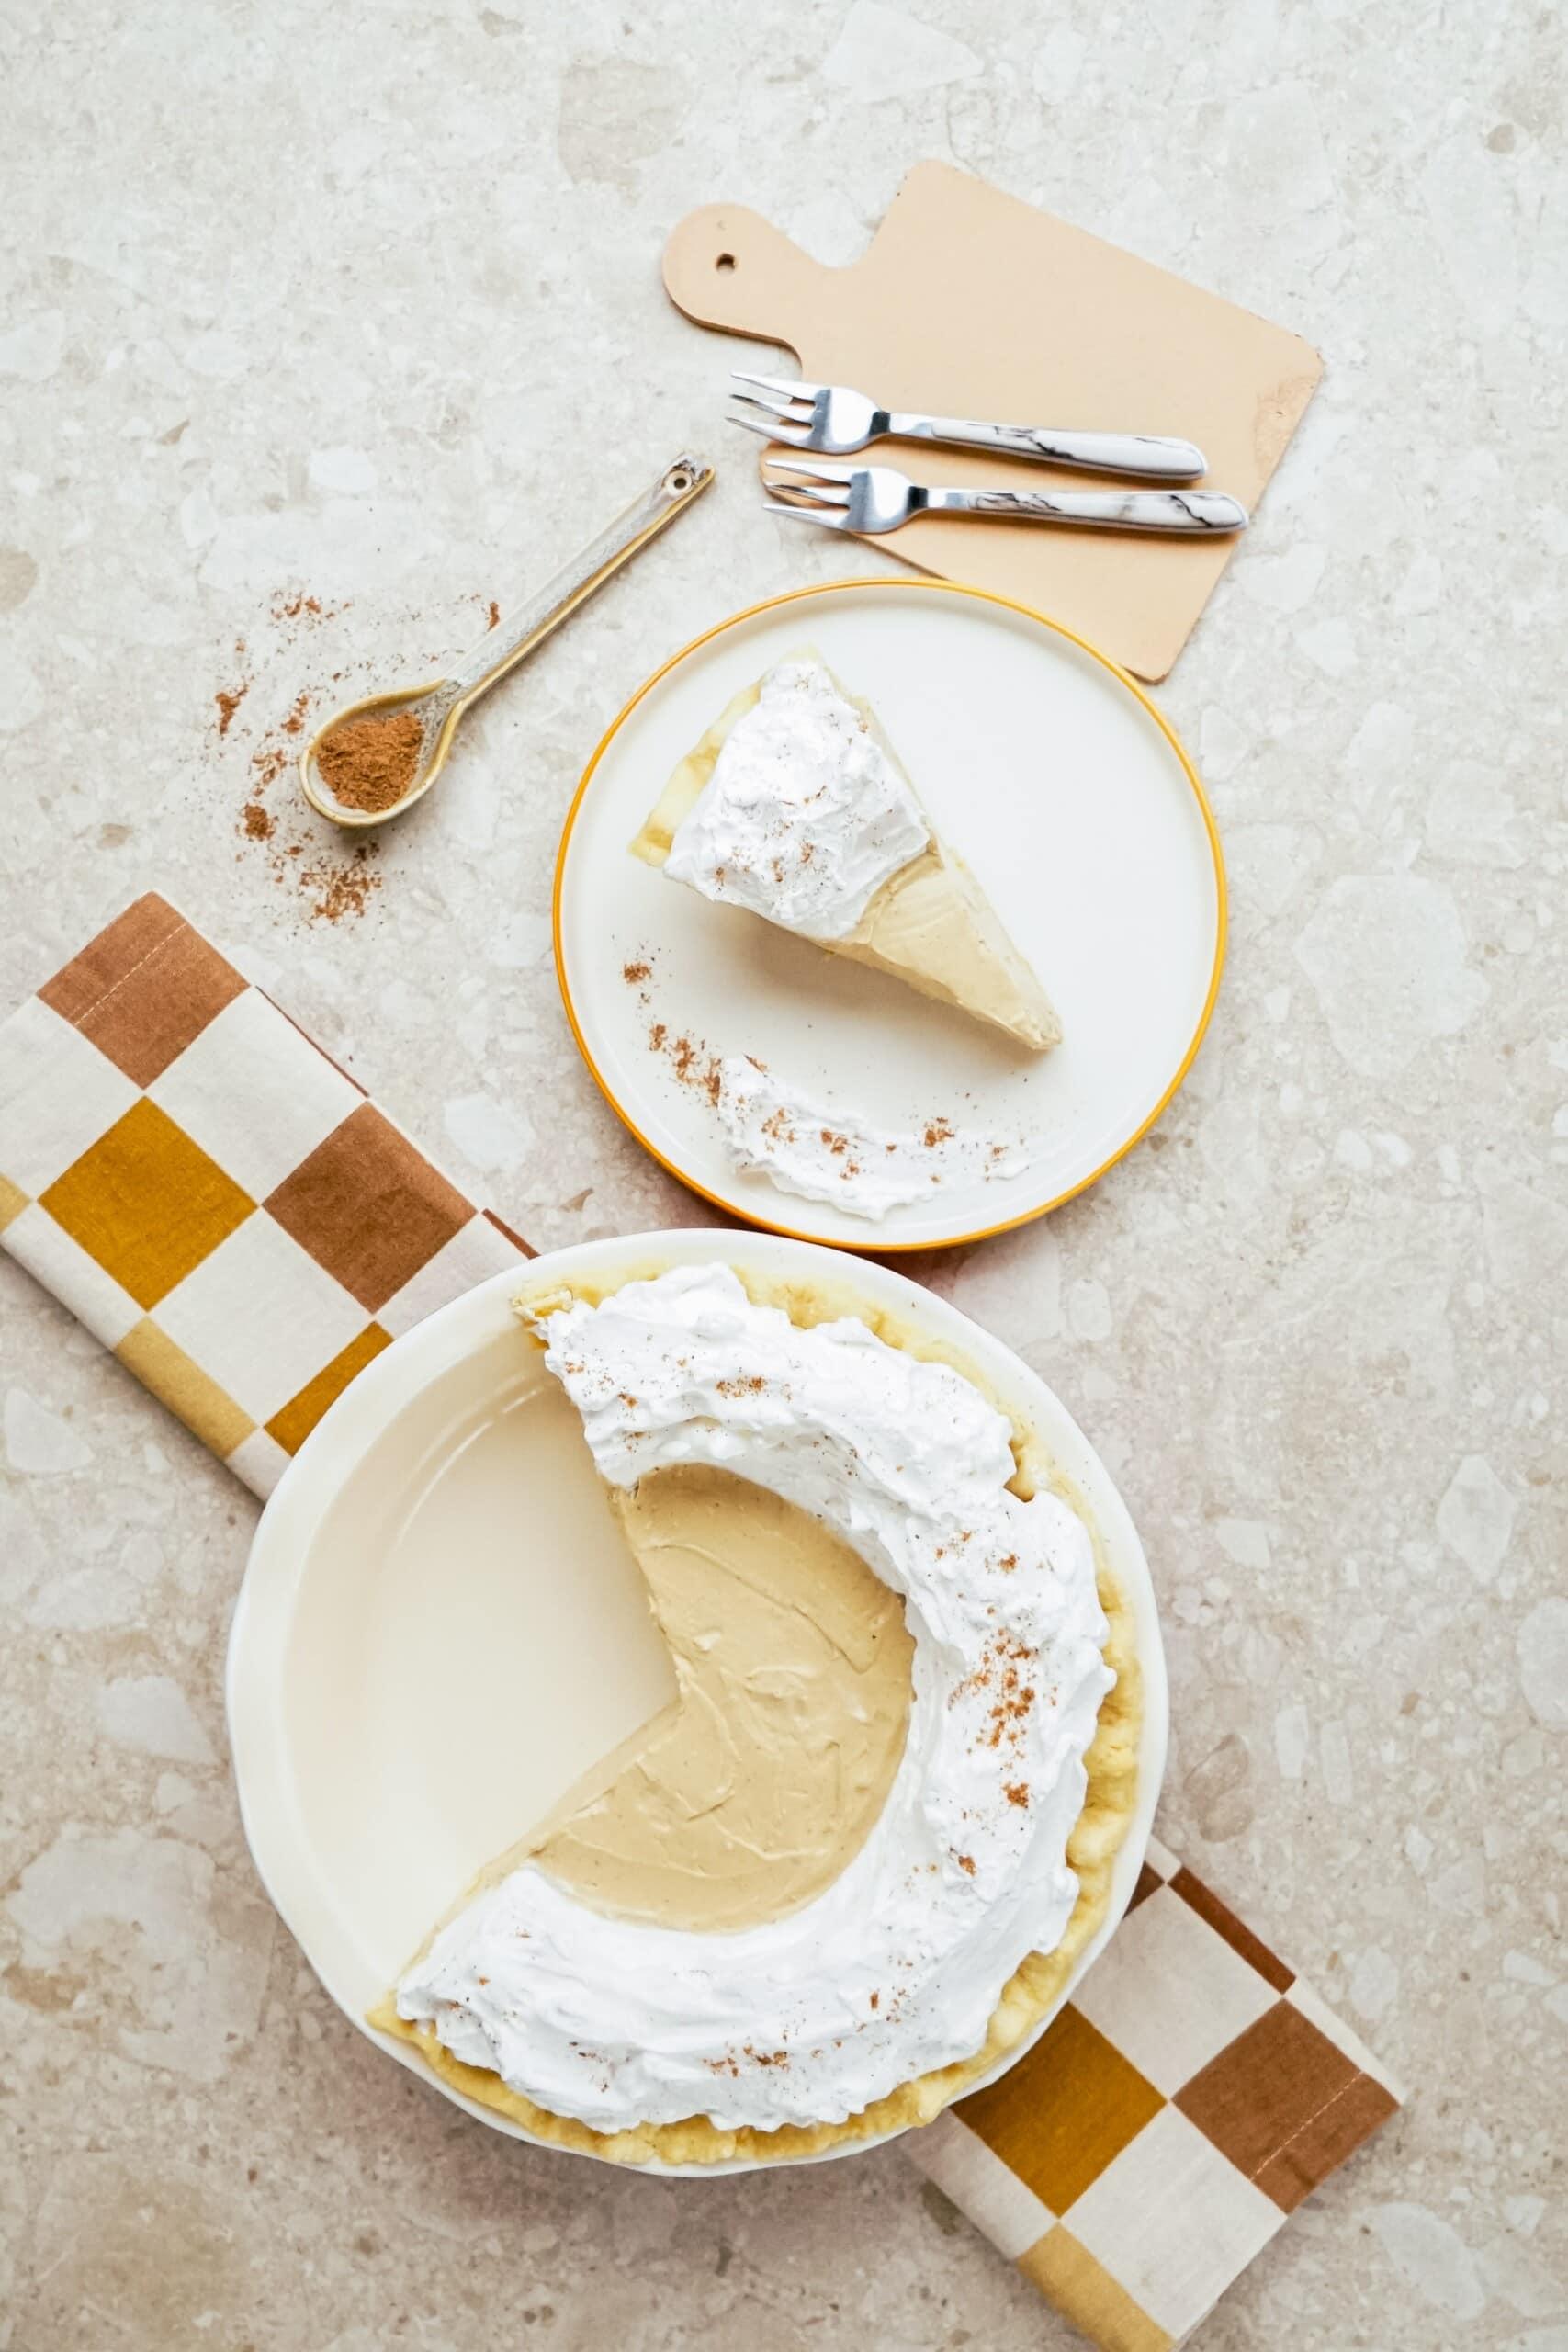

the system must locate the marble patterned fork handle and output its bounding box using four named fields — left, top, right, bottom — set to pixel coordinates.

left=892, top=411, right=1207, bottom=480
left=955, top=484, right=1248, bottom=533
